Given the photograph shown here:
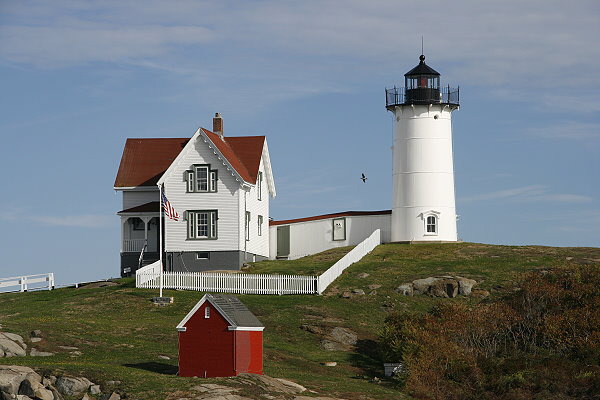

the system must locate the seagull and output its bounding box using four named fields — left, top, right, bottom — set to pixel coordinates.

left=360, top=173, right=367, bottom=183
